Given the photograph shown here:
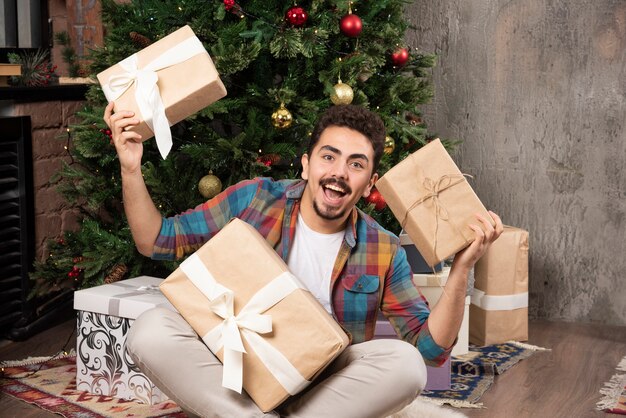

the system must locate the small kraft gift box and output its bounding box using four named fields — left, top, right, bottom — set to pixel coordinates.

left=160, top=218, right=350, bottom=412
left=376, top=139, right=493, bottom=268
left=470, top=226, right=529, bottom=346
left=97, top=25, right=227, bottom=159
left=73, top=276, right=176, bottom=404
